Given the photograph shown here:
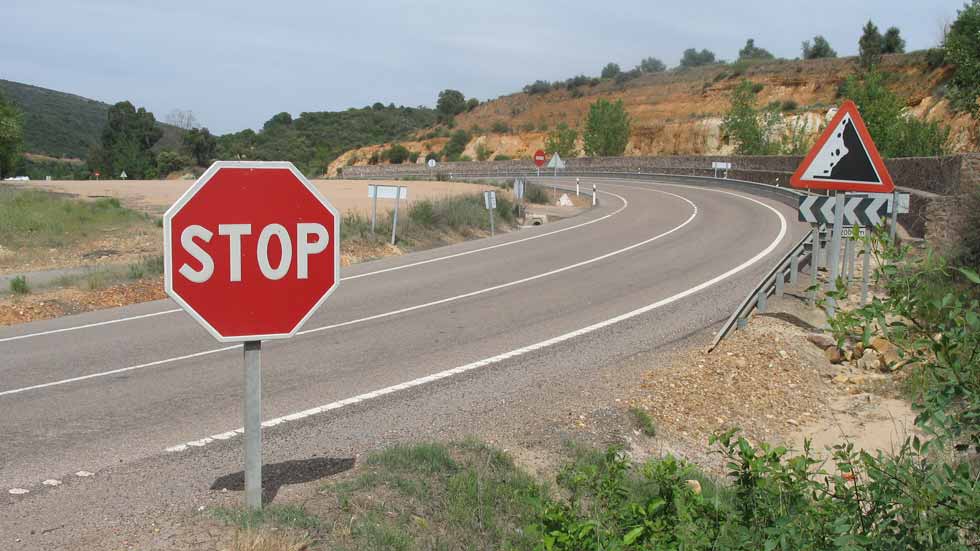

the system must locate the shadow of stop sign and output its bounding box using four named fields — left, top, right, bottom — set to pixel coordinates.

left=164, top=162, right=340, bottom=342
